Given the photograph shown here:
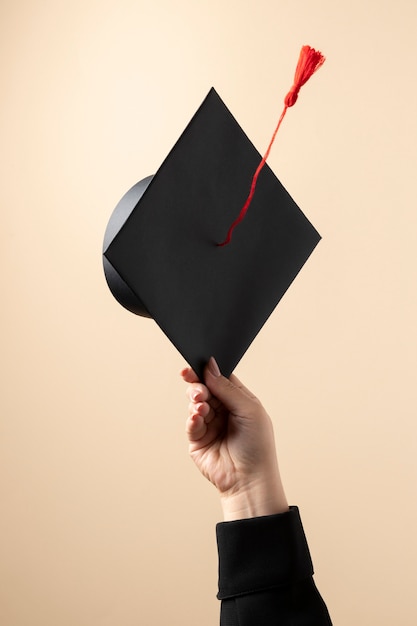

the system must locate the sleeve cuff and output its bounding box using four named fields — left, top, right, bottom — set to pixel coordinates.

left=216, top=506, right=314, bottom=600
